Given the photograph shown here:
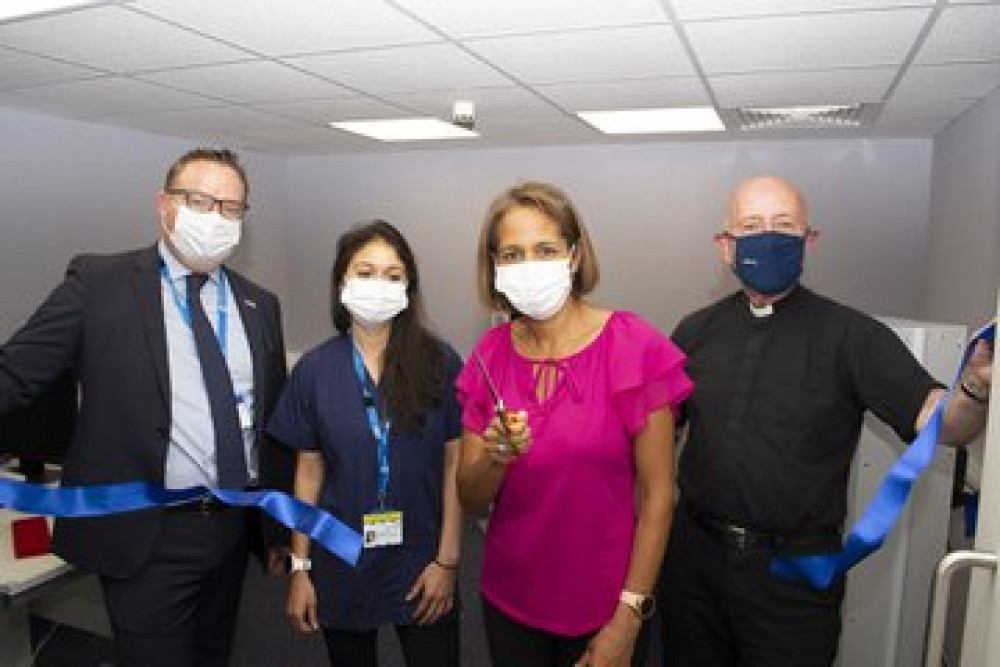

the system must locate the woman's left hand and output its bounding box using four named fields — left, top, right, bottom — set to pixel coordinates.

left=406, top=560, right=457, bottom=625
left=575, top=606, right=641, bottom=667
